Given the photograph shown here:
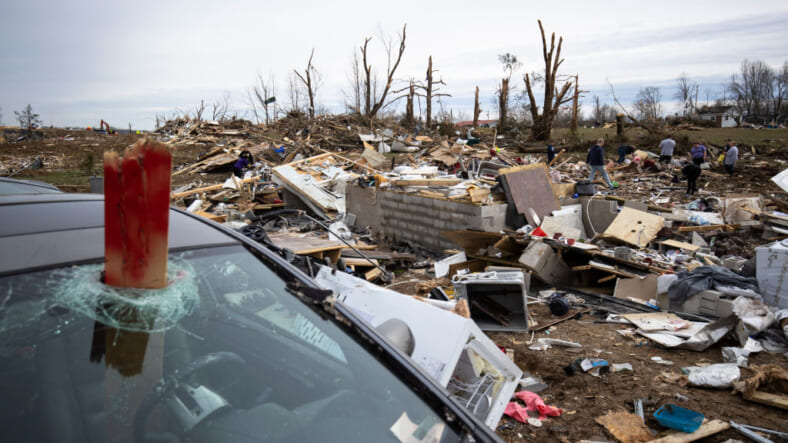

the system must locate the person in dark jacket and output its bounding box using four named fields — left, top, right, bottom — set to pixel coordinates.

left=682, top=162, right=701, bottom=196
left=587, top=138, right=613, bottom=189
left=547, top=143, right=556, bottom=164
left=233, top=150, right=254, bottom=178
left=616, top=145, right=635, bottom=164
